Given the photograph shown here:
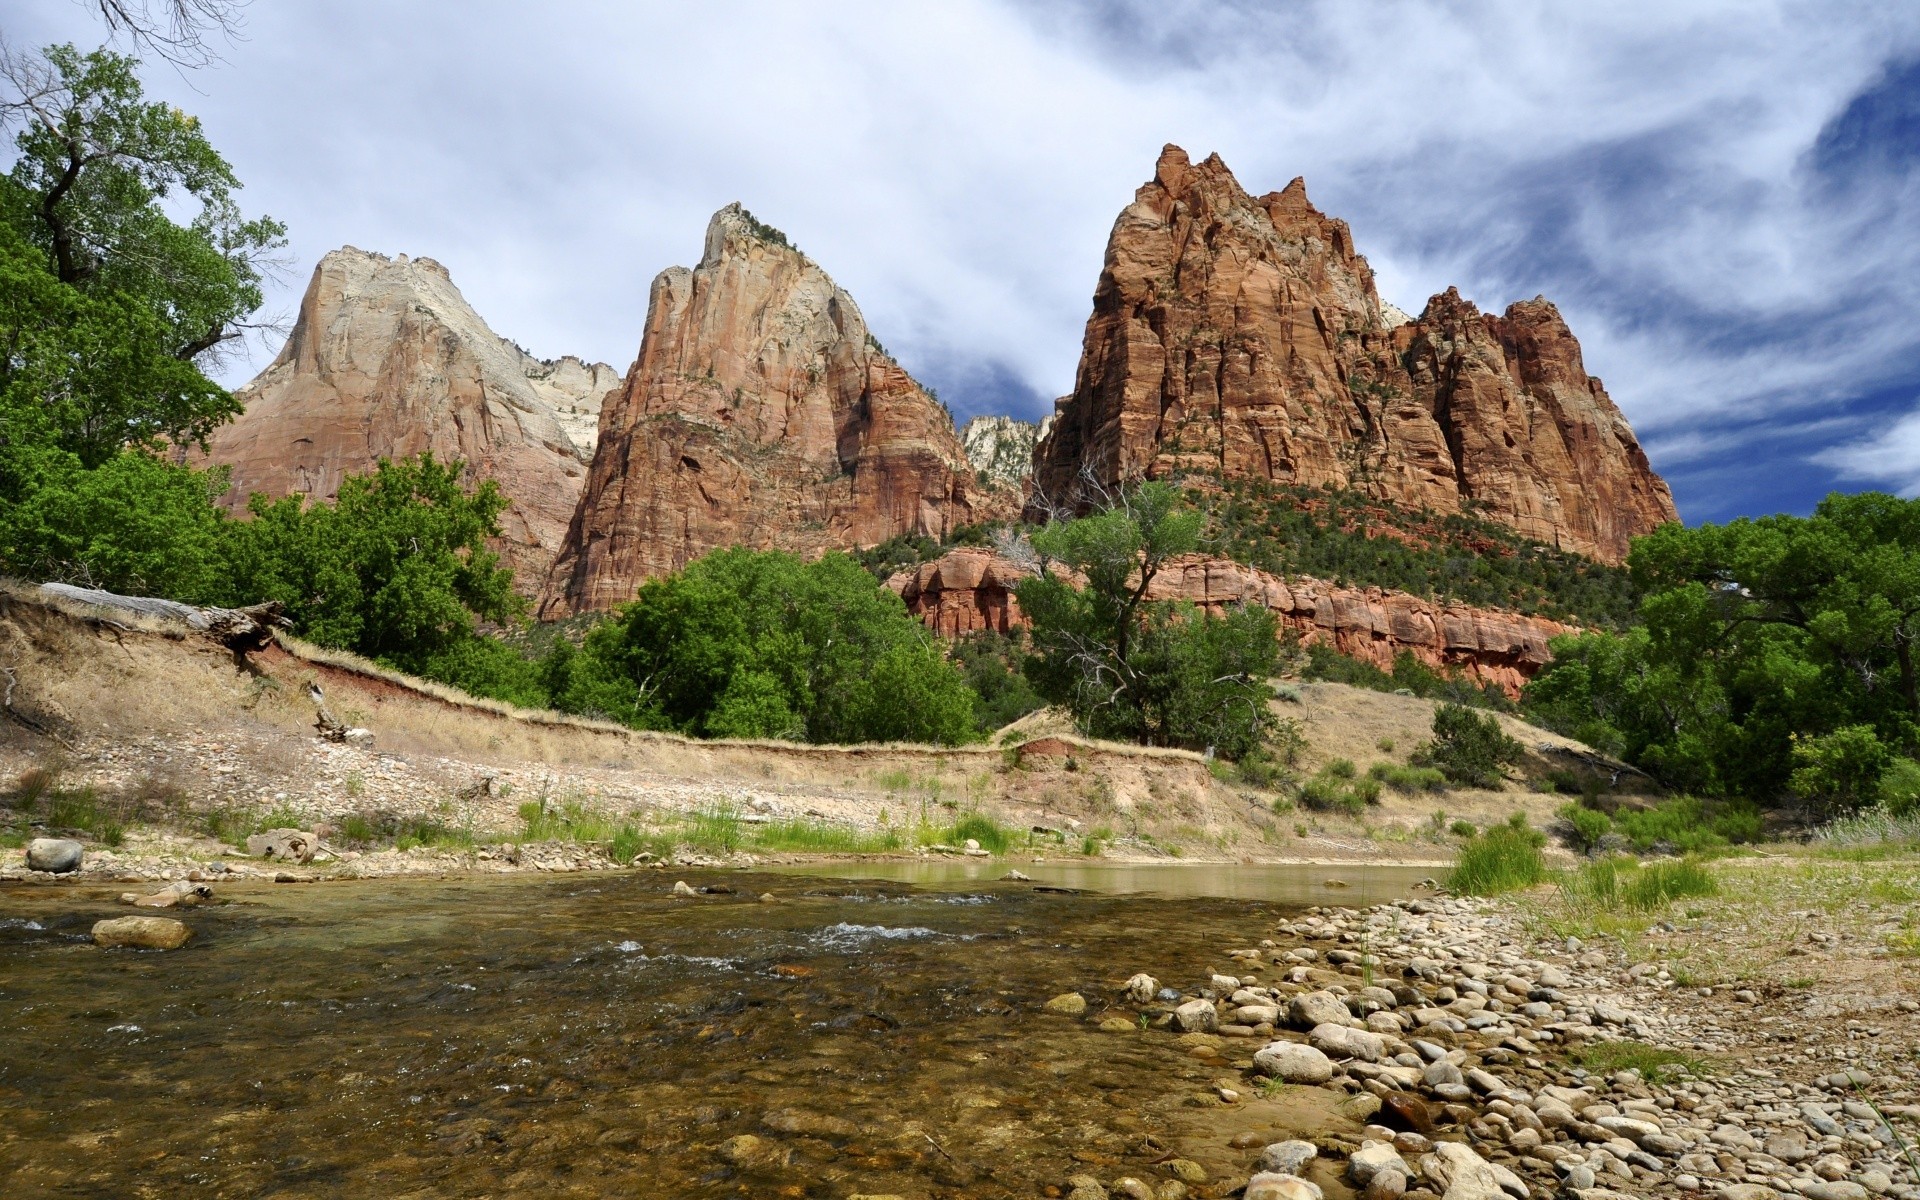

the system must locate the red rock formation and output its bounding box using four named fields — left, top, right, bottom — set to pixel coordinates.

left=1030, top=145, right=1676, bottom=564
left=540, top=205, right=1012, bottom=616
left=889, top=548, right=1571, bottom=697
left=199, top=248, right=618, bottom=589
